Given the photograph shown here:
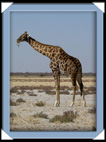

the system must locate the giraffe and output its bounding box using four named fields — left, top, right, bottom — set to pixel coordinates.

left=17, top=31, right=86, bottom=107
